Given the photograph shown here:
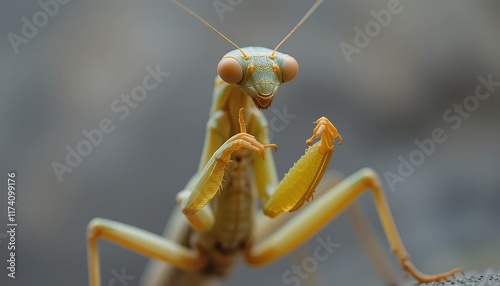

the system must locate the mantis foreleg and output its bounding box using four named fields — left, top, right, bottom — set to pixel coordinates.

left=178, top=108, right=276, bottom=224
left=250, top=114, right=342, bottom=218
